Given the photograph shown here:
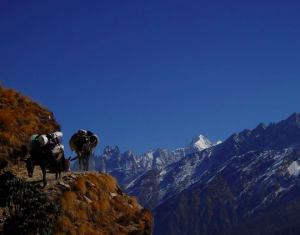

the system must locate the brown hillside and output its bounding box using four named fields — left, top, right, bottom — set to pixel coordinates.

left=0, top=83, right=153, bottom=235
left=53, top=172, right=153, bottom=235
left=0, top=82, right=60, bottom=171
